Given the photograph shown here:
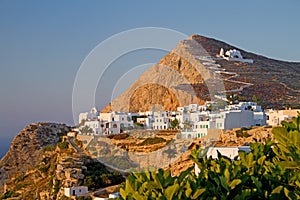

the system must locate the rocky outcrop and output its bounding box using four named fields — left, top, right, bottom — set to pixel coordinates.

left=0, top=123, right=71, bottom=191
left=102, top=39, right=211, bottom=112
left=217, top=126, right=274, bottom=146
